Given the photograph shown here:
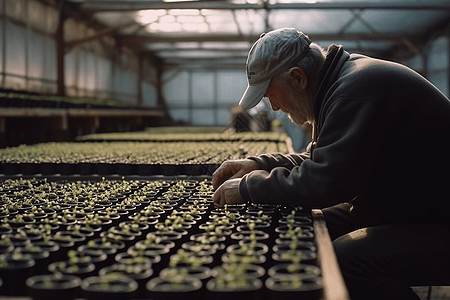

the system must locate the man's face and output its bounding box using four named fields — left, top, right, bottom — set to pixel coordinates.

left=264, top=80, right=313, bottom=126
